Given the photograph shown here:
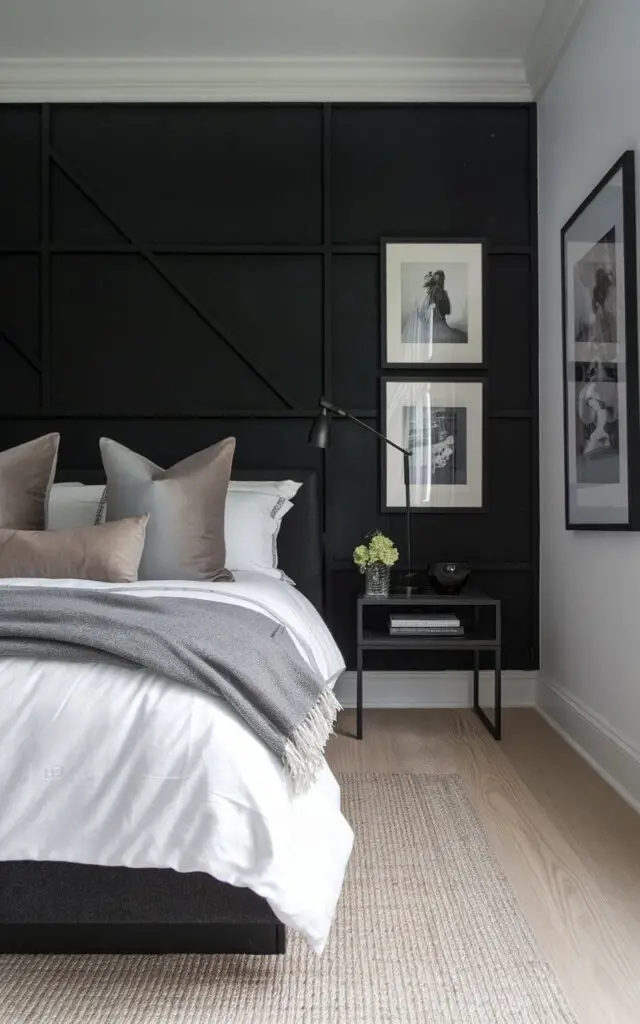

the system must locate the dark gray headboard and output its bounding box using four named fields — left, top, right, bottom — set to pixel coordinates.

left=57, top=468, right=323, bottom=614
